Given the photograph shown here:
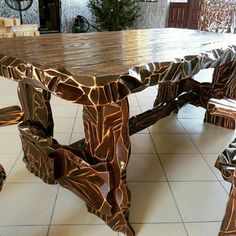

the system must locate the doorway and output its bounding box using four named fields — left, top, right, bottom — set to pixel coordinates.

left=168, top=0, right=201, bottom=29
left=39, top=0, right=61, bottom=33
